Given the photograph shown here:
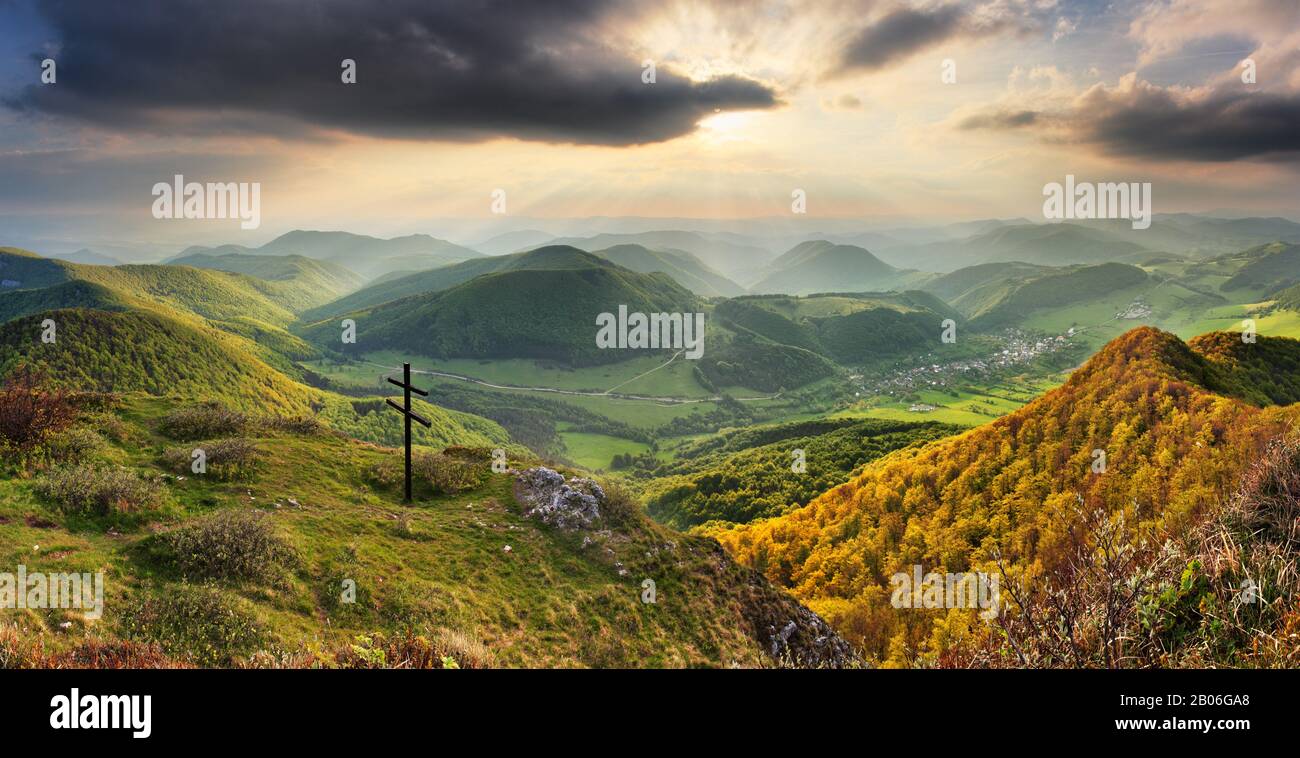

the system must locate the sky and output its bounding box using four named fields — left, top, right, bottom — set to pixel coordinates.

left=1, top=0, right=1298, bottom=252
